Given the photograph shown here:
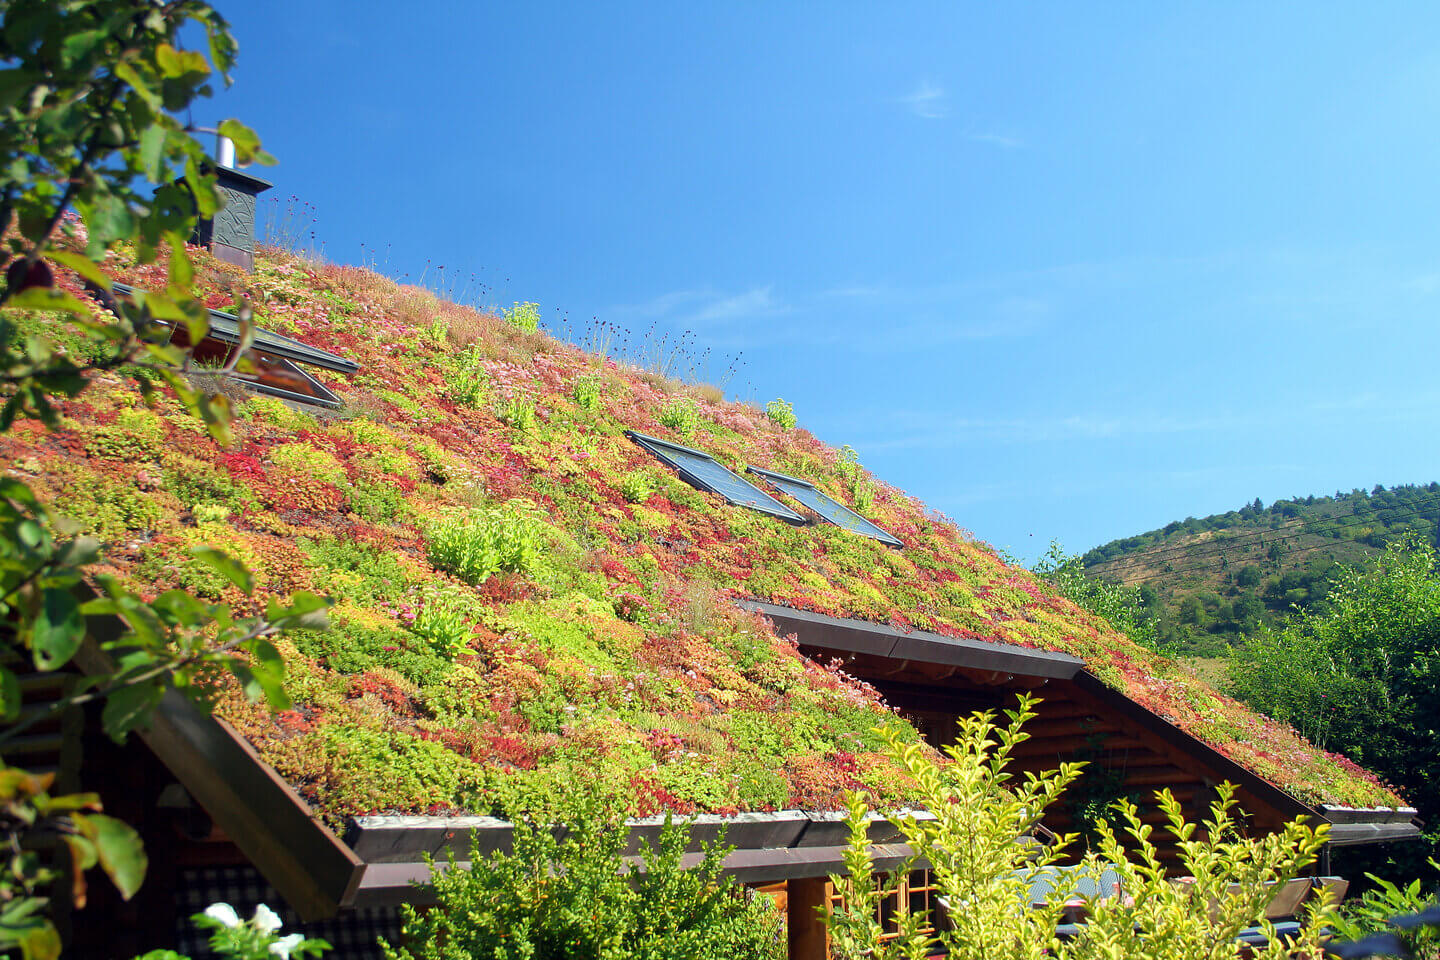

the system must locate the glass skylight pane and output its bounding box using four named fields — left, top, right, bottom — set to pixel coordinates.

left=626, top=432, right=806, bottom=523
left=748, top=466, right=904, bottom=547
